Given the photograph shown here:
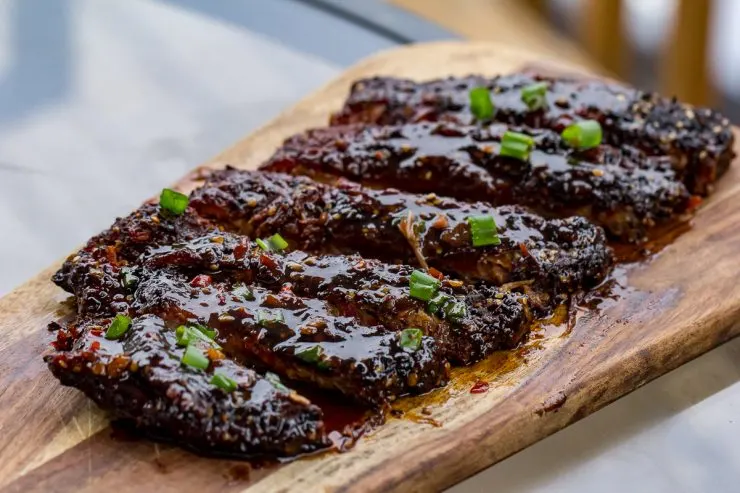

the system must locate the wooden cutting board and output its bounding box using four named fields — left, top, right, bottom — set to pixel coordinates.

left=2, top=41, right=739, bottom=493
